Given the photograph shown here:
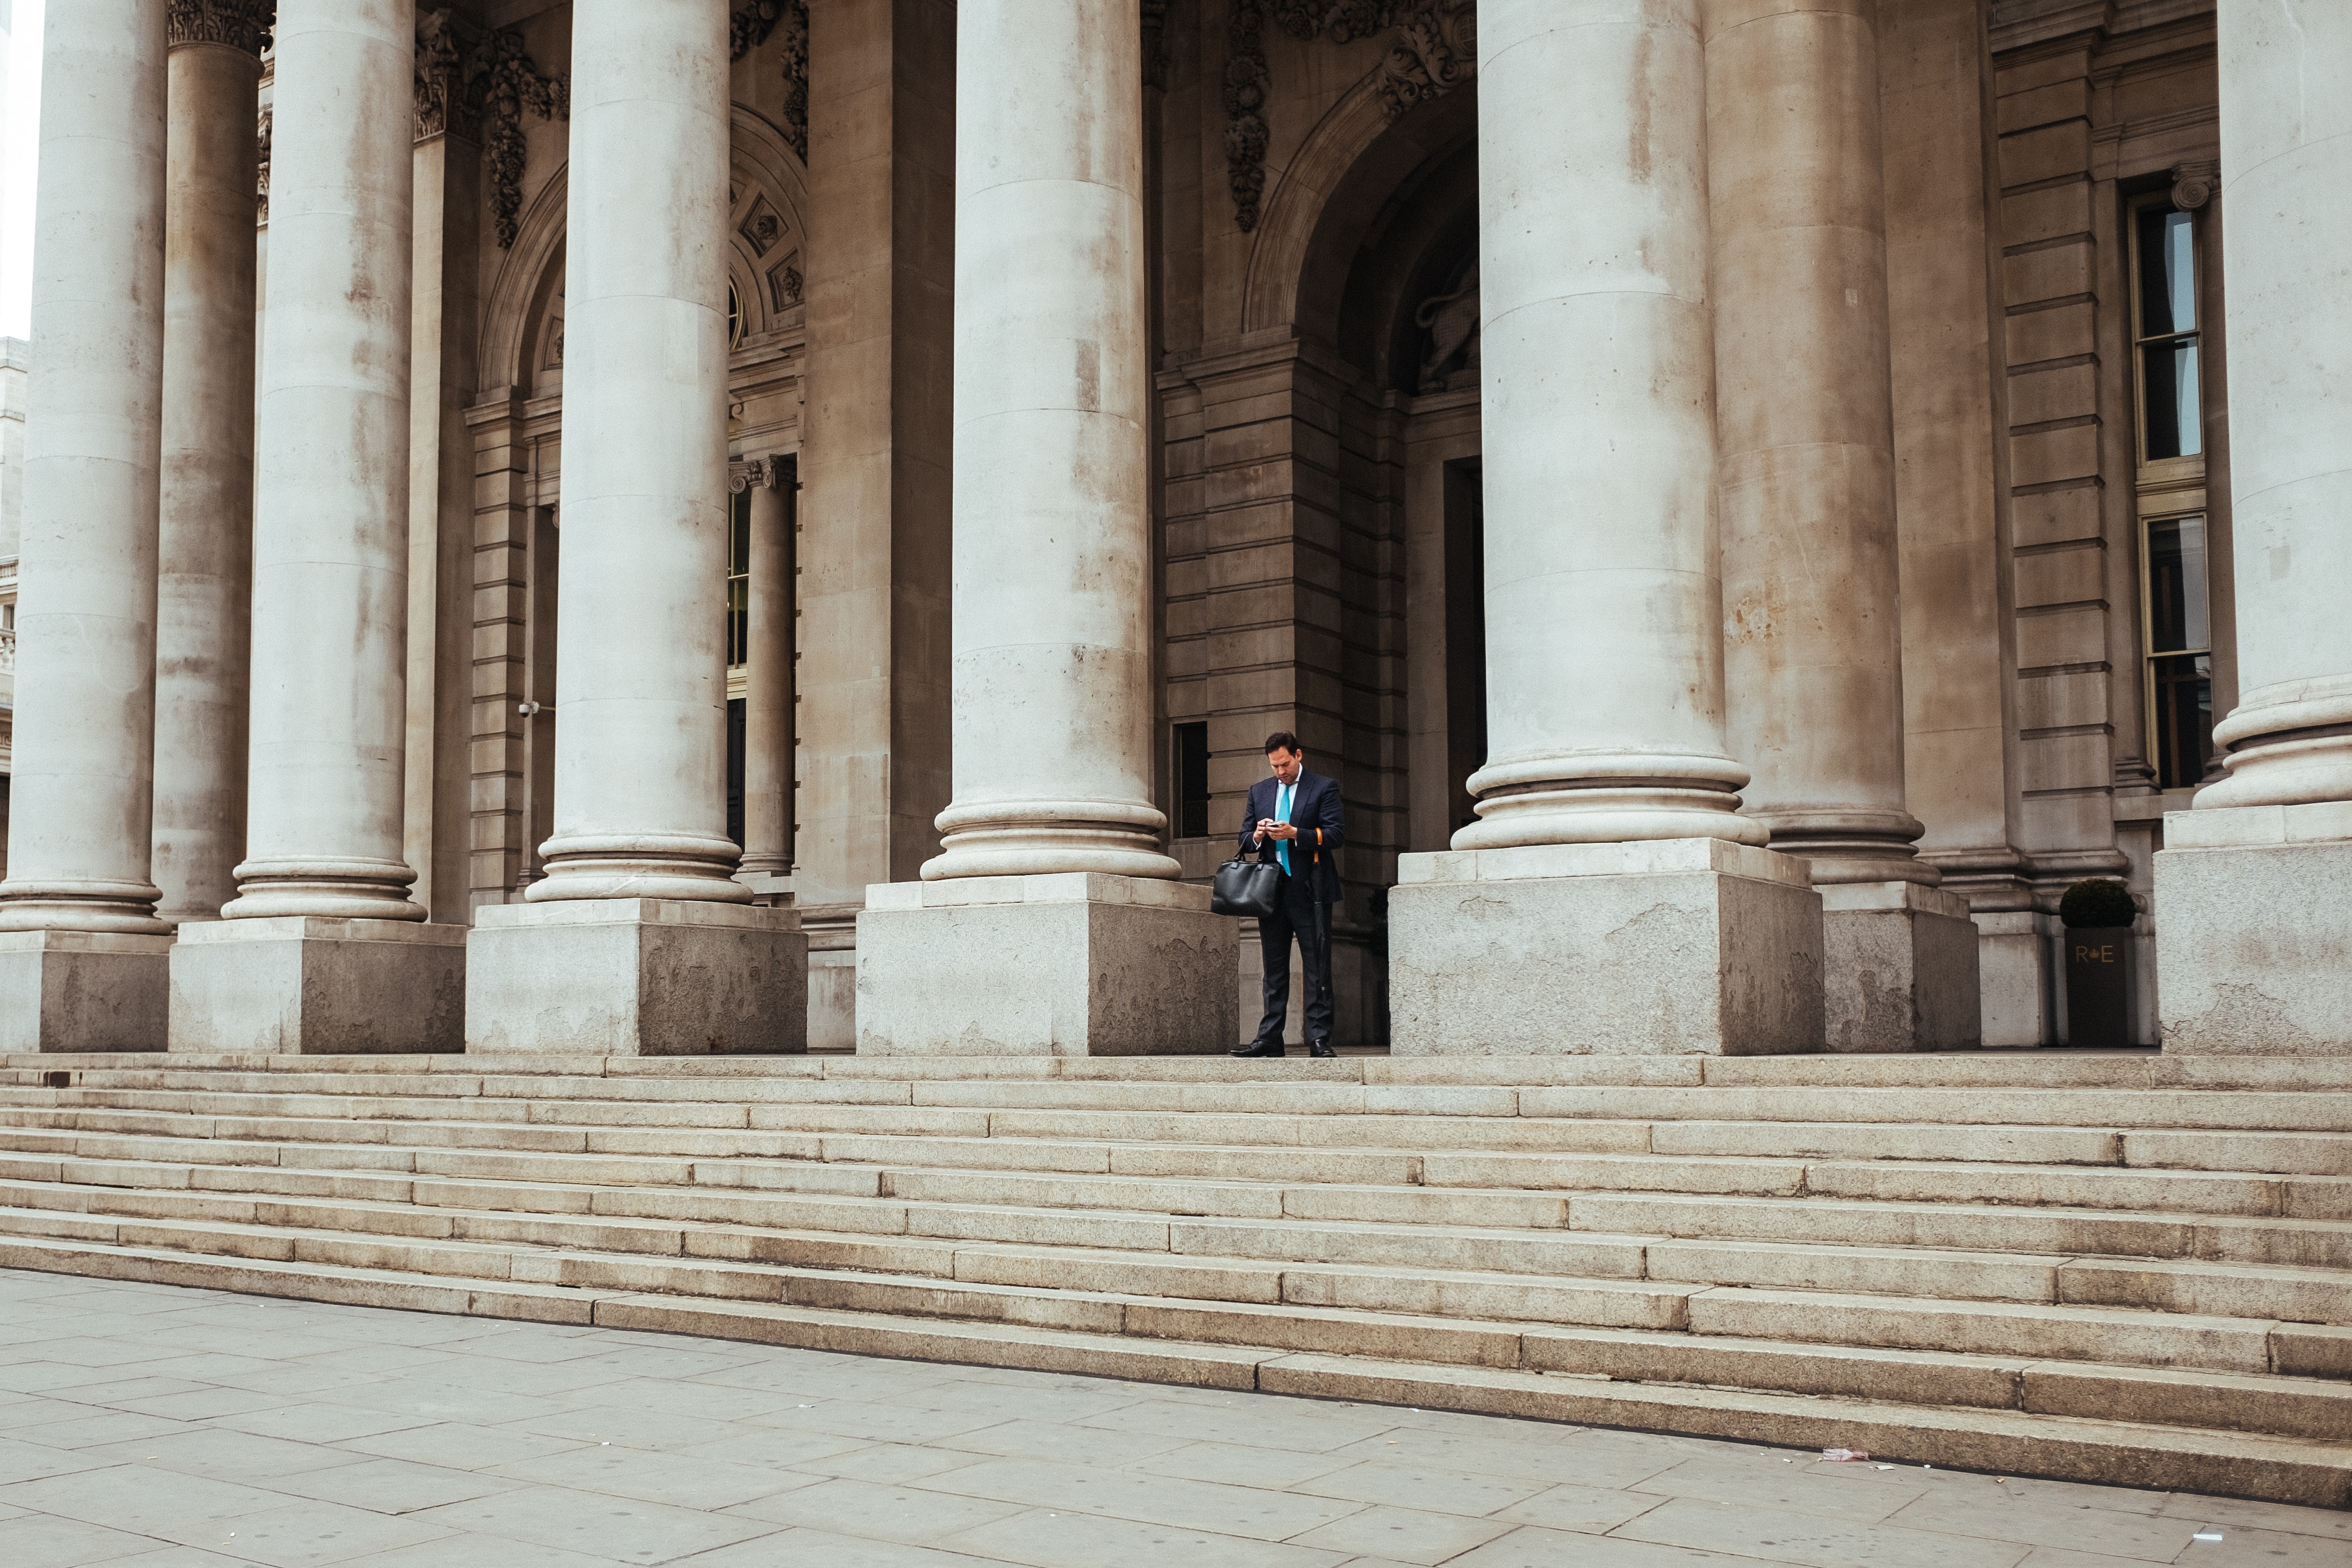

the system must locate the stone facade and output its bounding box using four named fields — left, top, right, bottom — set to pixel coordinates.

left=0, top=0, right=2344, bottom=1055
